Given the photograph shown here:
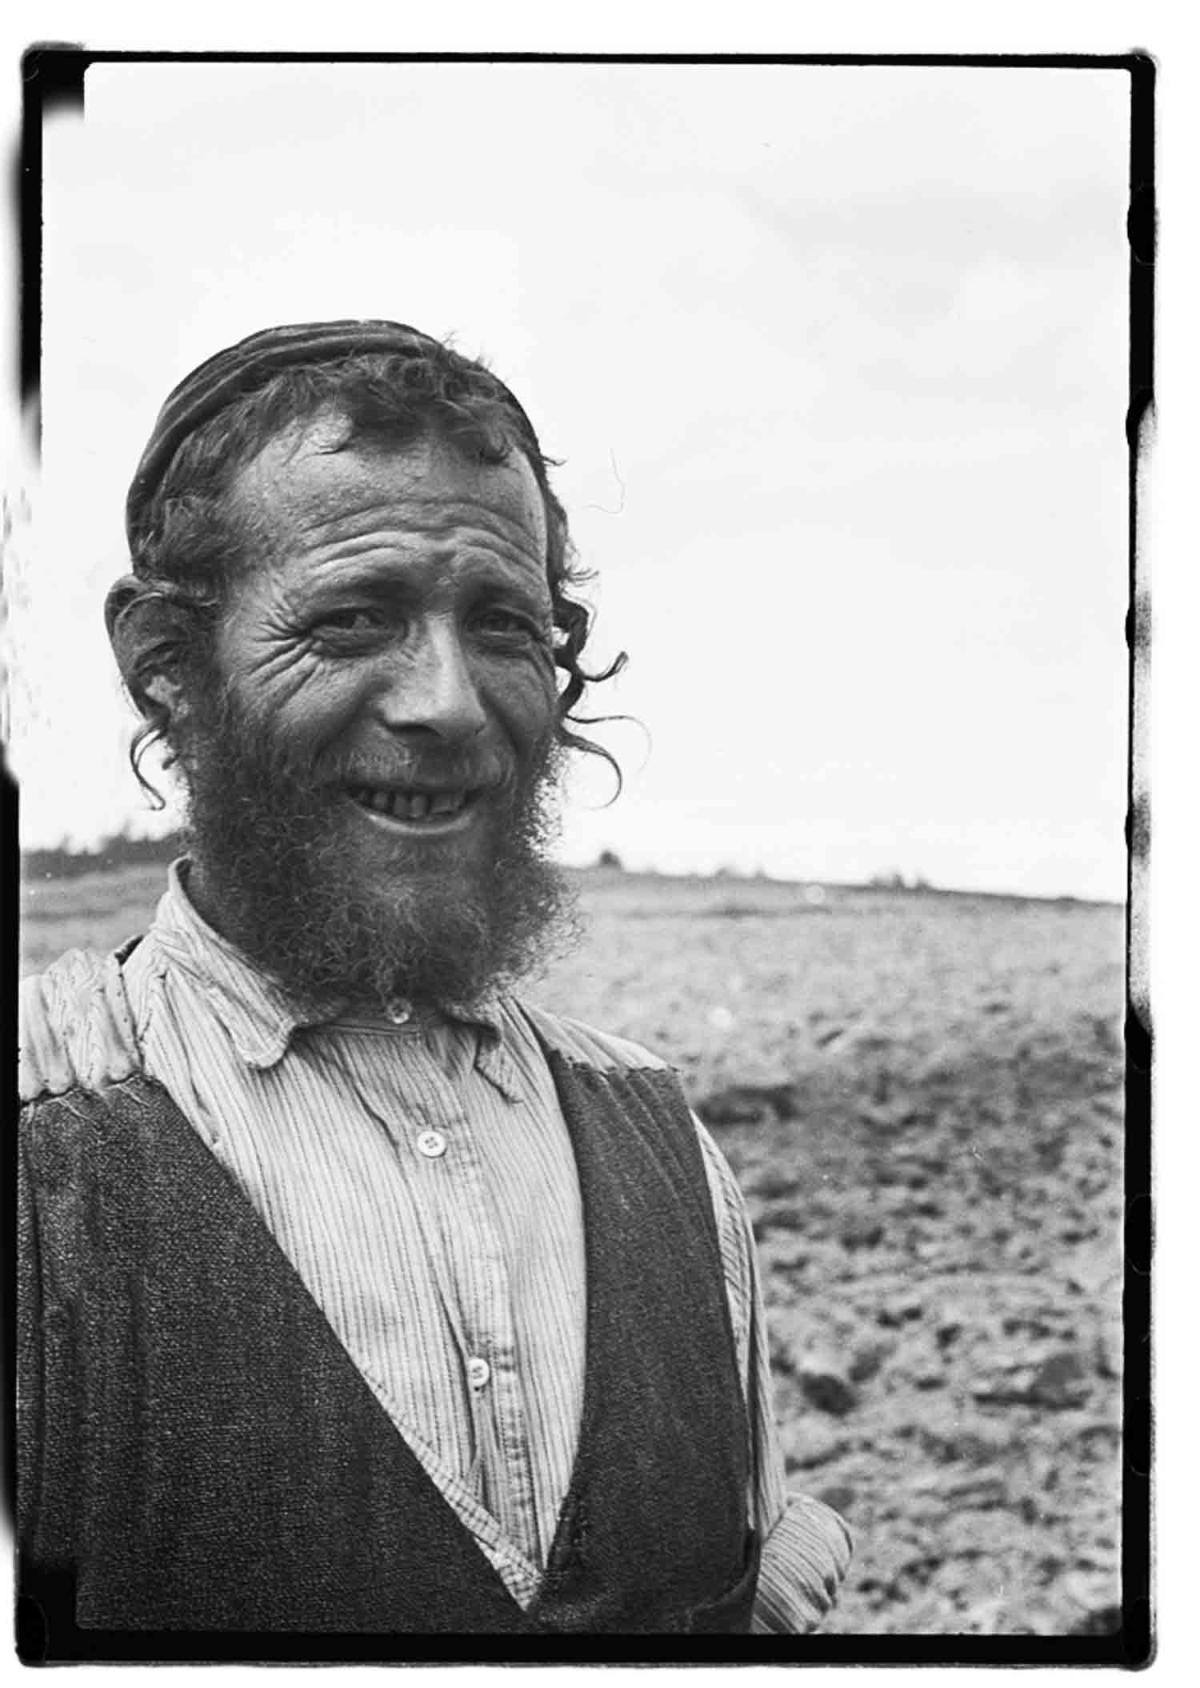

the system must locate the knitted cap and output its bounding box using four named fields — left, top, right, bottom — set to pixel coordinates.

left=124, top=319, right=538, bottom=548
